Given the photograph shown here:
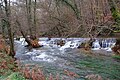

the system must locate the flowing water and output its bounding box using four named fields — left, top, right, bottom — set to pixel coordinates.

left=14, top=38, right=120, bottom=80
